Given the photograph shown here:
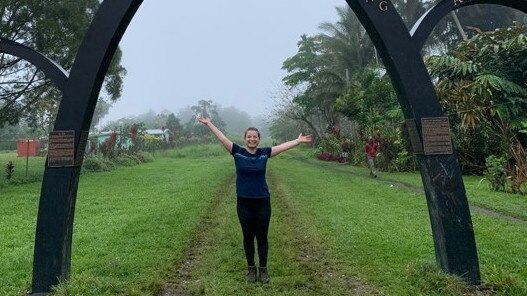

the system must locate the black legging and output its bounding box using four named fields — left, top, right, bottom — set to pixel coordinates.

left=237, top=197, right=271, bottom=267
